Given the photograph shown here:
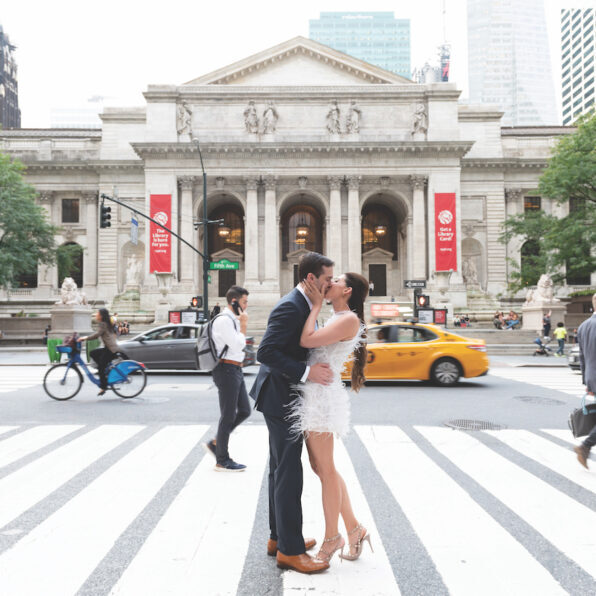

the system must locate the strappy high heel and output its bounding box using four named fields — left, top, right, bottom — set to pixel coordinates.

left=315, top=533, right=345, bottom=563
left=340, top=524, right=373, bottom=561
